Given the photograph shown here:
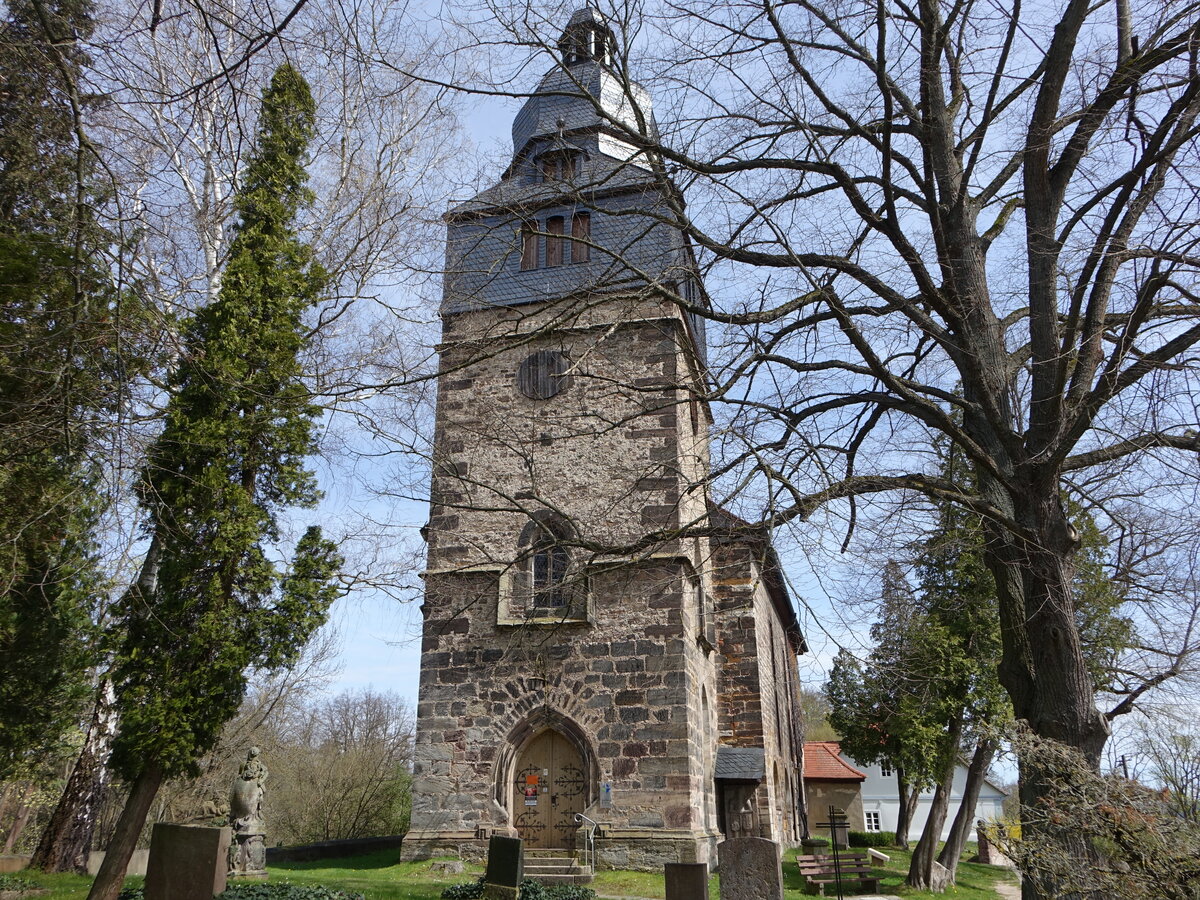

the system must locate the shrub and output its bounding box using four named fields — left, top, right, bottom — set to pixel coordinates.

left=440, top=880, right=595, bottom=900
left=216, top=885, right=364, bottom=900
left=848, top=830, right=895, bottom=848
left=540, top=885, right=596, bottom=900
left=440, top=882, right=483, bottom=900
